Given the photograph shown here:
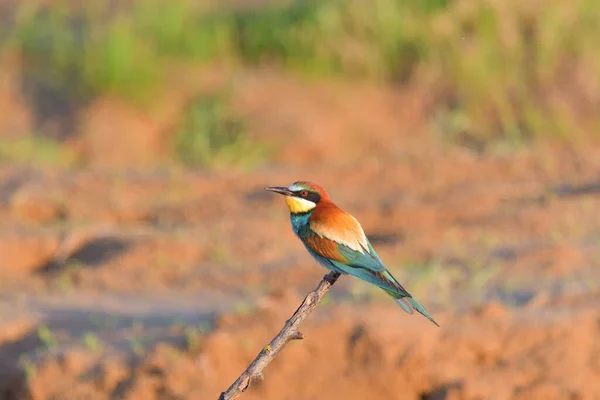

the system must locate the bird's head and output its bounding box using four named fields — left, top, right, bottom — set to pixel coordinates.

left=265, top=181, right=329, bottom=214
